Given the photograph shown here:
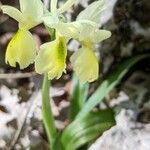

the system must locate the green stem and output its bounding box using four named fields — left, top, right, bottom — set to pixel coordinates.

left=42, top=74, right=57, bottom=148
